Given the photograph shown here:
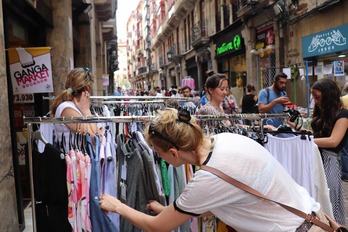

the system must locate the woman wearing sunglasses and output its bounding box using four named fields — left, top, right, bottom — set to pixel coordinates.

left=50, top=68, right=97, bottom=138
left=99, top=108, right=320, bottom=231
